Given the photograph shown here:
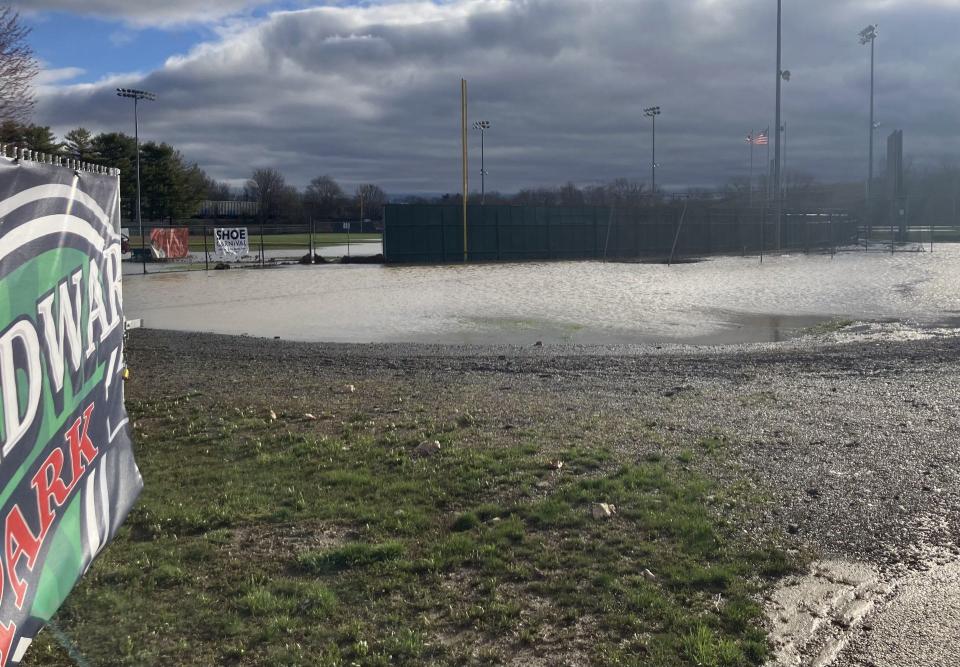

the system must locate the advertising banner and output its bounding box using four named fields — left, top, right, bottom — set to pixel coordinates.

left=0, top=159, right=142, bottom=665
left=214, top=227, right=249, bottom=260
left=149, top=228, right=189, bottom=259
